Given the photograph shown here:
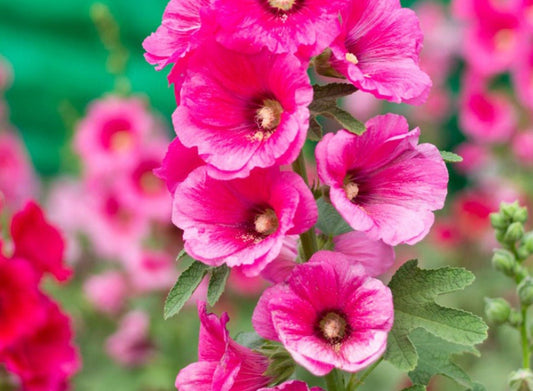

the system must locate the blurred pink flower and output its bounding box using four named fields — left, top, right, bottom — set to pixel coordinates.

left=227, top=268, right=267, bottom=297
left=512, top=40, right=533, bottom=110
left=84, top=271, right=128, bottom=314
left=173, top=167, right=317, bottom=276
left=512, top=130, right=533, bottom=166
left=106, top=310, right=153, bottom=367
left=253, top=251, right=393, bottom=376
left=175, top=302, right=271, bottom=391
left=316, top=114, right=448, bottom=245
left=125, top=250, right=177, bottom=293
left=454, top=142, right=490, bottom=174
left=259, top=380, right=324, bottom=391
